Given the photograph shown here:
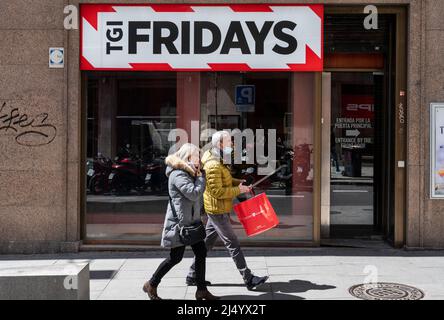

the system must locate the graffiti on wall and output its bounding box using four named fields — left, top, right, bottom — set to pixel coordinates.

left=0, top=101, right=57, bottom=147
